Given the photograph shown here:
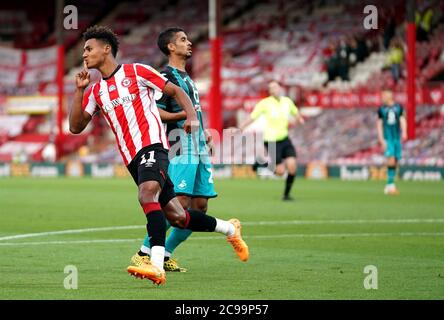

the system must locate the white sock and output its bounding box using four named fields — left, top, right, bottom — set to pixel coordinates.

left=140, top=245, right=150, bottom=255
left=150, top=246, right=165, bottom=271
left=215, top=218, right=235, bottom=237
